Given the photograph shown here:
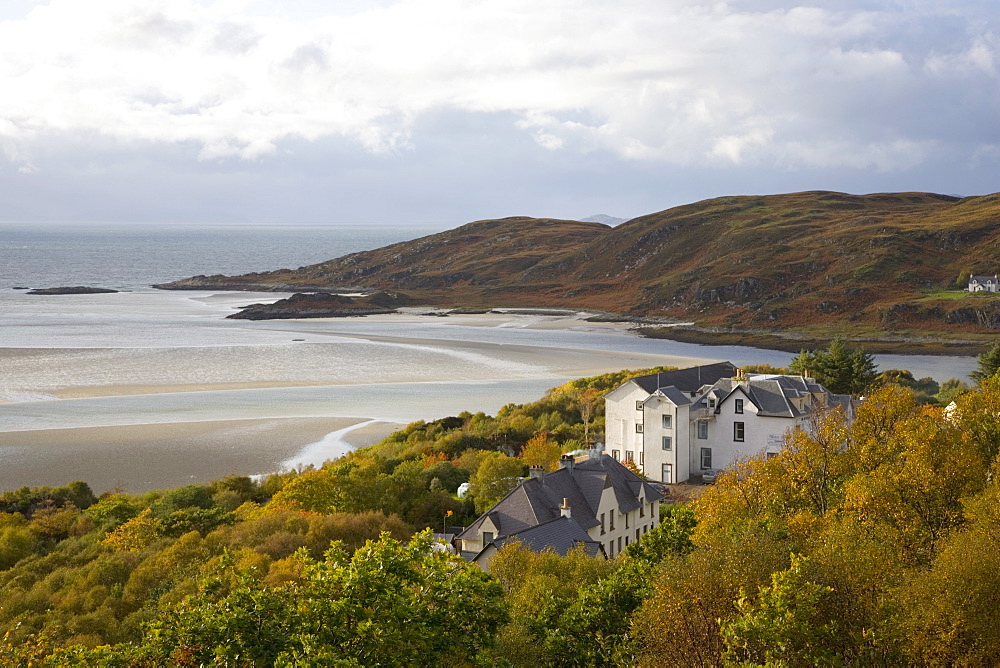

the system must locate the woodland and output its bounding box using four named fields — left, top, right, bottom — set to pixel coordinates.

left=0, top=349, right=998, bottom=666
